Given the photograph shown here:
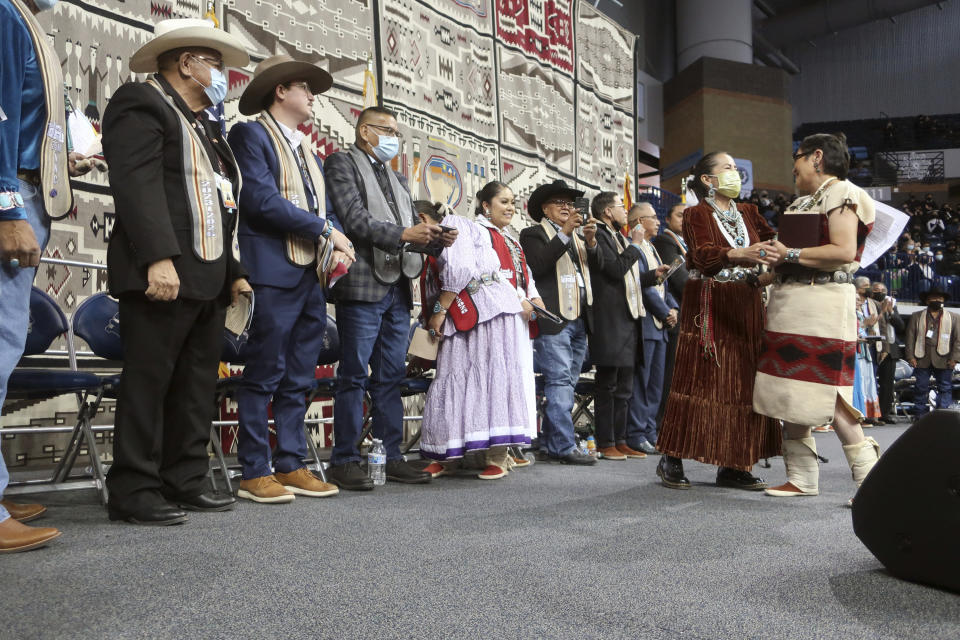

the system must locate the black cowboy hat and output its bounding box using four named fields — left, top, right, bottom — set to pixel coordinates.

left=527, top=179, right=584, bottom=222
left=919, top=285, right=950, bottom=303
